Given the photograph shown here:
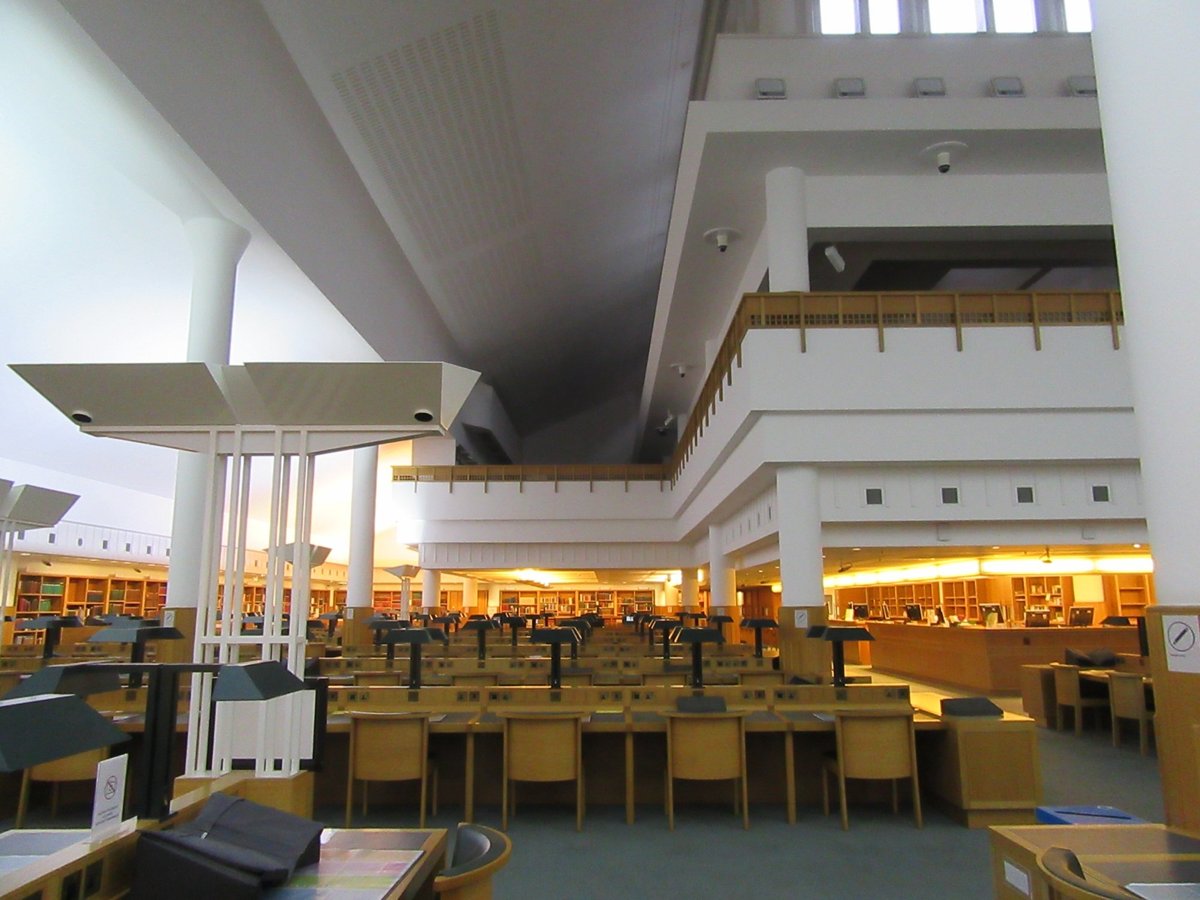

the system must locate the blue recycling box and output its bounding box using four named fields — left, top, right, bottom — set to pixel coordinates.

left=1035, top=805, right=1146, bottom=825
